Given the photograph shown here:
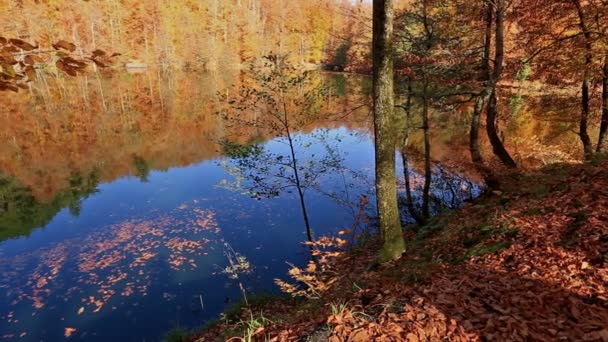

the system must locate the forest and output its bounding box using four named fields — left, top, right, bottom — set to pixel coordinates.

left=0, top=0, right=607, bottom=341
